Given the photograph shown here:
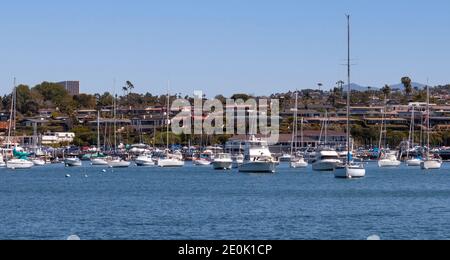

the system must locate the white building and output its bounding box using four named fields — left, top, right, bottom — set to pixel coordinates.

left=41, top=132, right=75, bottom=145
